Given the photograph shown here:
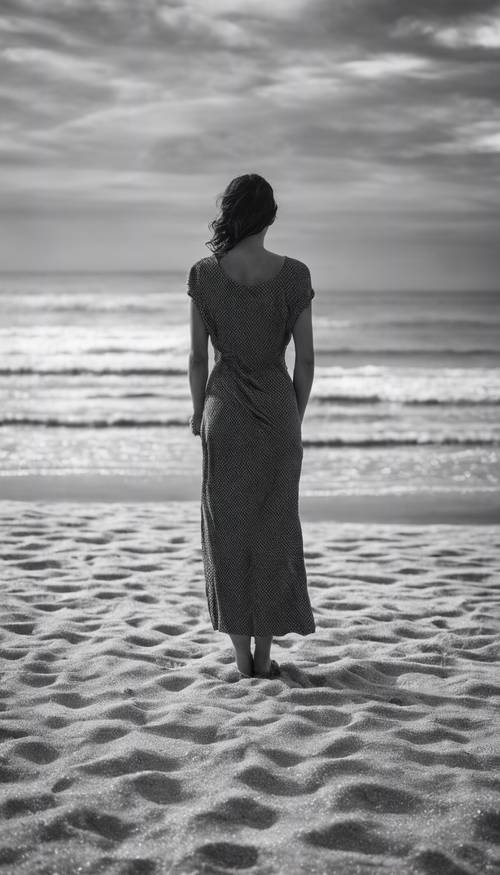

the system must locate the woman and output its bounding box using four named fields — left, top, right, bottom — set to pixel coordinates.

left=187, top=173, right=316, bottom=680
